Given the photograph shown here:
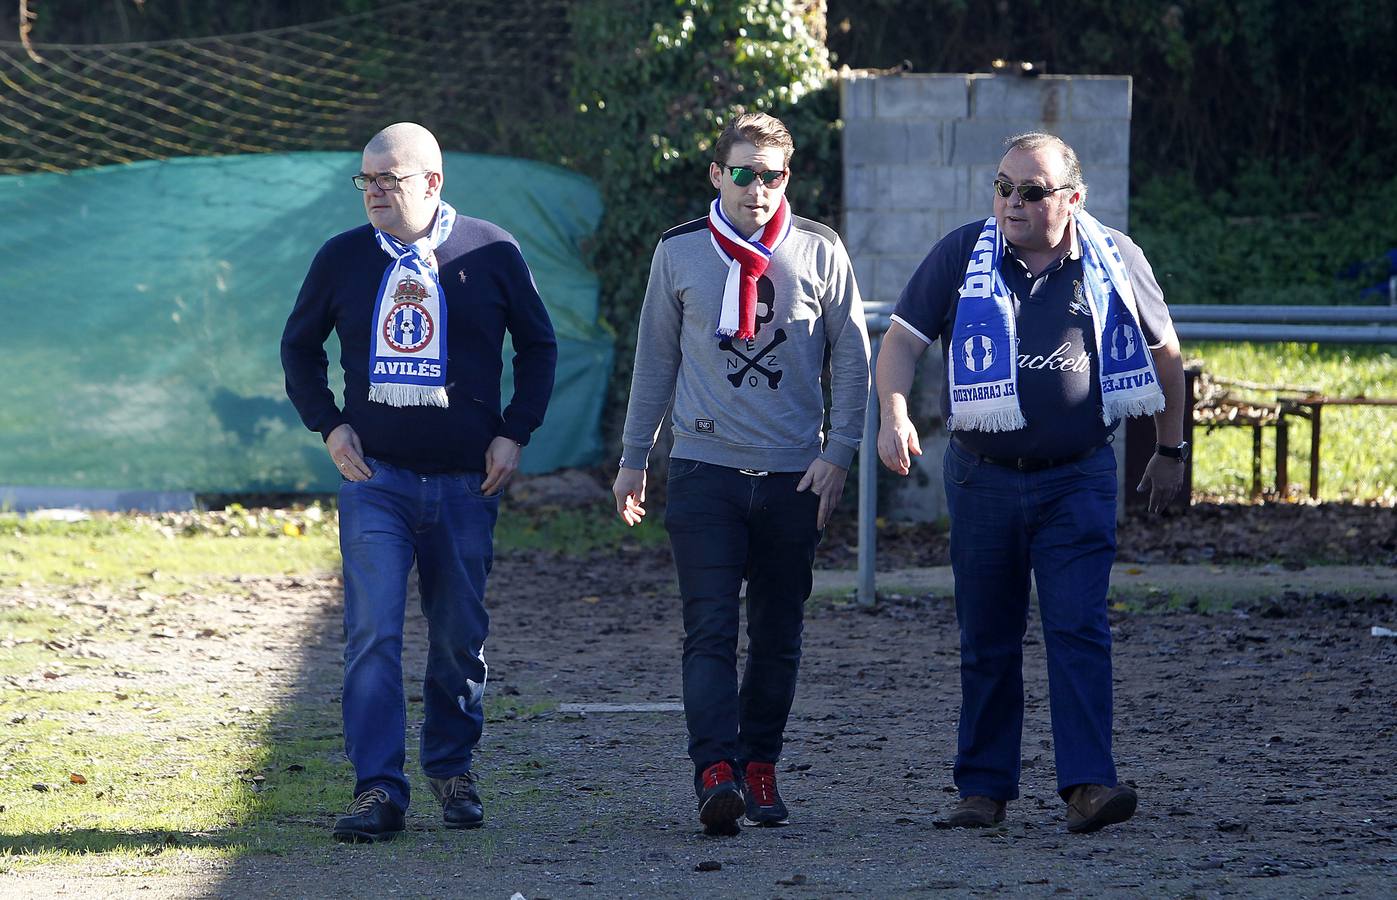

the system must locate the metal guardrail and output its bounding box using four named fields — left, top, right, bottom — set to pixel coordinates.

left=854, top=302, right=1395, bottom=606
left=1172, top=304, right=1397, bottom=343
